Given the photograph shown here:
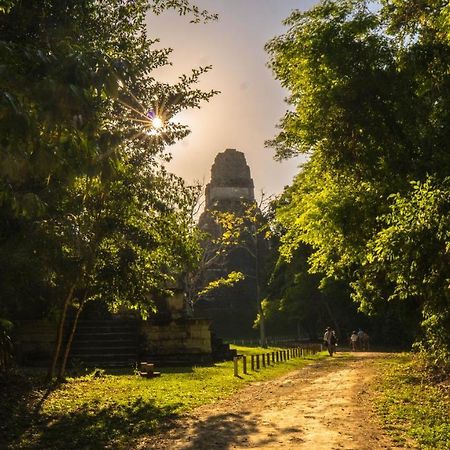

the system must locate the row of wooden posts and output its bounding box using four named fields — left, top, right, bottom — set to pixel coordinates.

left=233, top=345, right=321, bottom=377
